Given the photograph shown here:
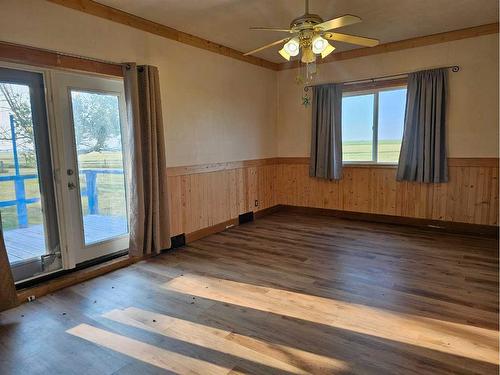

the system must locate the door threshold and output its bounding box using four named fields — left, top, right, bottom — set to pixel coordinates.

left=16, top=251, right=133, bottom=302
